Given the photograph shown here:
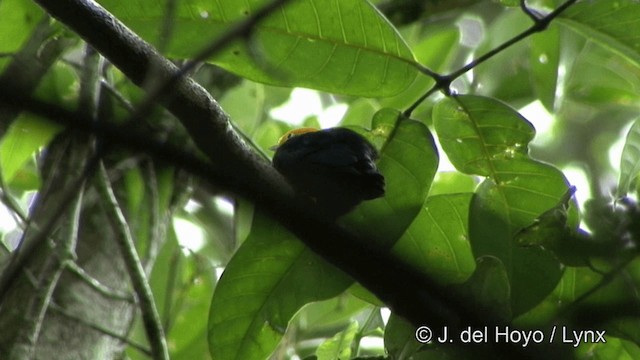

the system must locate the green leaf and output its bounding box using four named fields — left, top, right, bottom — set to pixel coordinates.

left=99, top=0, right=419, bottom=97
left=207, top=212, right=352, bottom=360
left=429, top=171, right=477, bottom=196
left=559, top=0, right=640, bottom=67
left=220, top=80, right=264, bottom=135
left=293, top=293, right=371, bottom=331
left=562, top=40, right=640, bottom=106
left=433, top=95, right=535, bottom=176
left=469, top=160, right=567, bottom=316
left=455, top=256, right=511, bottom=322
left=315, top=321, right=359, bottom=360
left=392, top=193, right=475, bottom=284
left=0, top=0, right=44, bottom=56
left=342, top=112, right=439, bottom=247
left=166, top=257, right=215, bottom=360
left=618, top=118, right=640, bottom=197
left=0, top=114, right=61, bottom=184
left=530, top=25, right=560, bottom=111
left=557, top=2, right=640, bottom=105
